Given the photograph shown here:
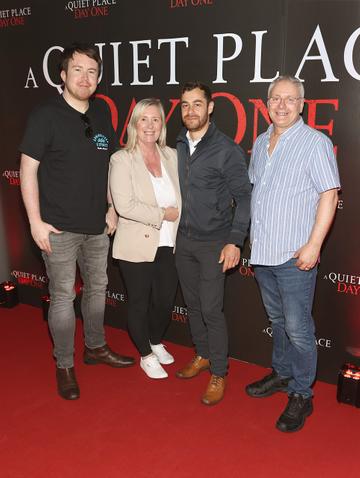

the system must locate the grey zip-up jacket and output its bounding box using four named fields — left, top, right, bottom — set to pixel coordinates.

left=176, top=122, right=251, bottom=247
